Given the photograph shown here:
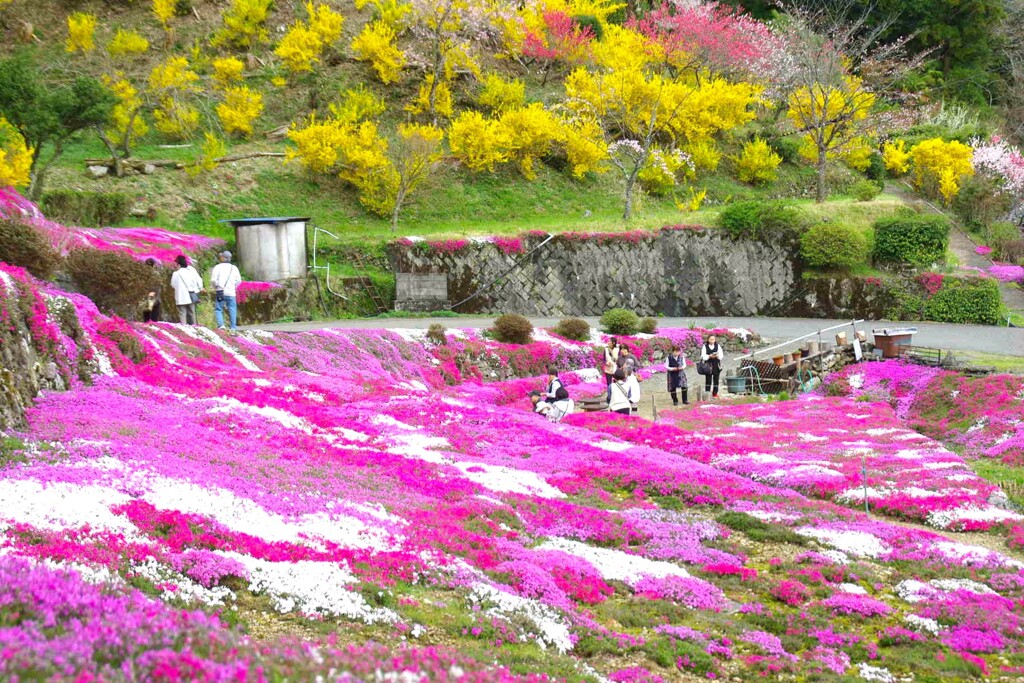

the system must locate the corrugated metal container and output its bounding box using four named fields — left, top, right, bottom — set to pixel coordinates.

left=222, top=217, right=309, bottom=282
